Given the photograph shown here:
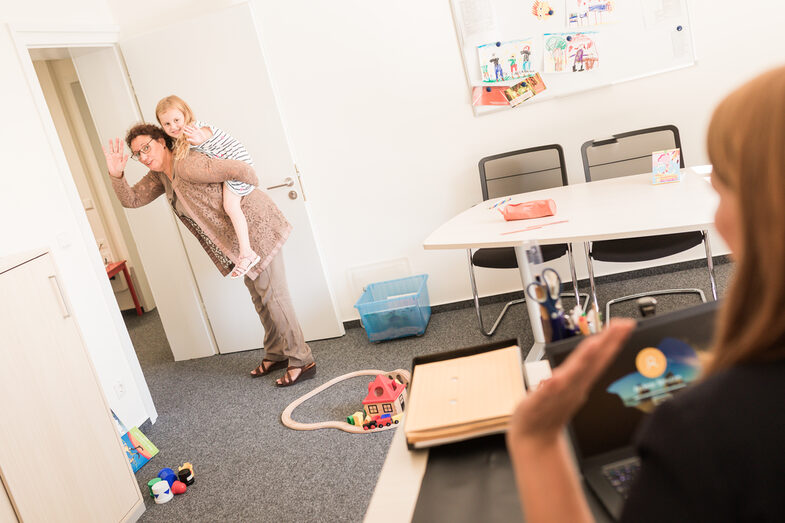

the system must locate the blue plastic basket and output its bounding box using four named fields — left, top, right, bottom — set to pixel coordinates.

left=354, top=274, right=431, bottom=342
